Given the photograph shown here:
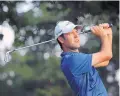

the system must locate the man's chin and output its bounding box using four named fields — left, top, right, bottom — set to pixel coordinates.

left=76, top=45, right=80, bottom=48
left=71, top=46, right=80, bottom=50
